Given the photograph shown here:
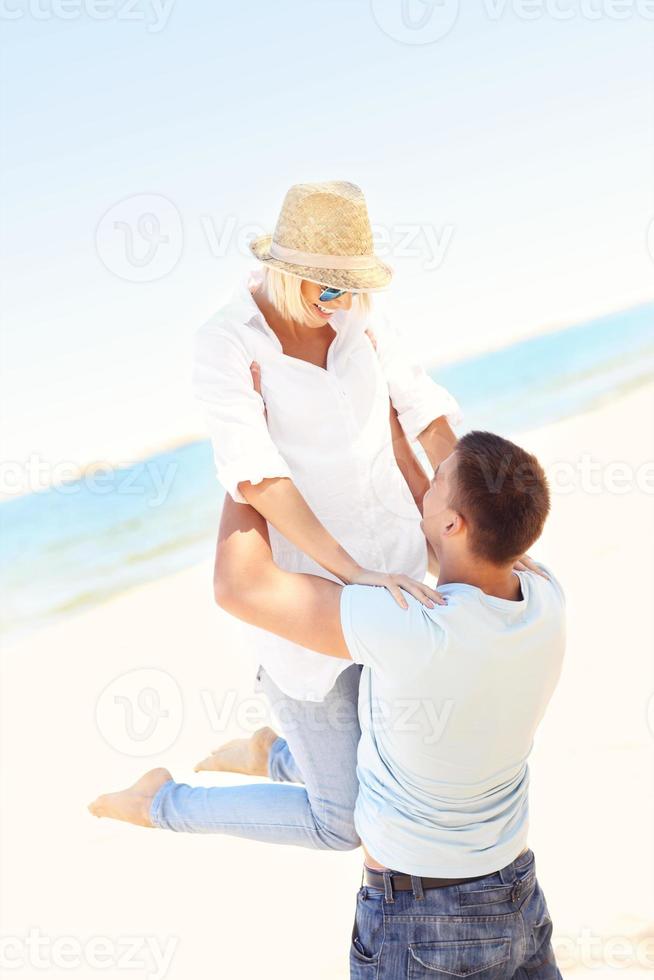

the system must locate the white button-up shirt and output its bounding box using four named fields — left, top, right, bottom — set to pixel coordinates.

left=193, top=270, right=461, bottom=700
